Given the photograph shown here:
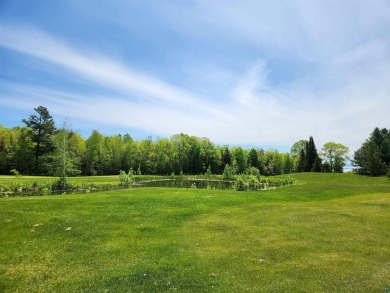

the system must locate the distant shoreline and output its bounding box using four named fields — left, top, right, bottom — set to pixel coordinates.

left=343, top=167, right=354, bottom=173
